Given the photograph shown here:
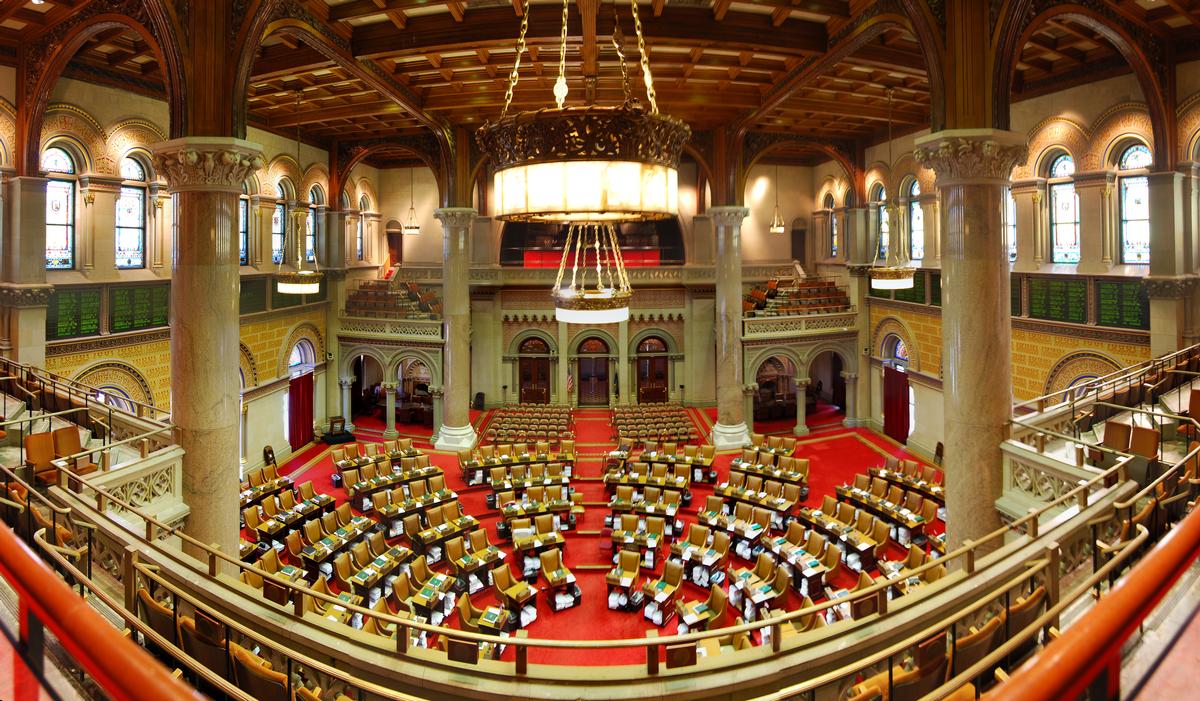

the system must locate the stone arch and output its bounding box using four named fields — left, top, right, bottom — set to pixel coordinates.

left=265, top=154, right=304, bottom=199
left=340, top=344, right=388, bottom=377
left=508, top=329, right=558, bottom=356
left=570, top=328, right=619, bottom=356
left=300, top=164, right=330, bottom=202
left=1088, top=103, right=1153, bottom=171
left=1016, top=116, right=1090, bottom=180
left=239, top=342, right=259, bottom=388
left=40, top=103, right=107, bottom=174
left=889, top=154, right=932, bottom=197
left=864, top=162, right=890, bottom=198
left=630, top=327, right=679, bottom=356
left=801, top=342, right=858, bottom=374
left=742, top=135, right=859, bottom=204
left=872, top=316, right=920, bottom=374
left=74, top=360, right=155, bottom=408
left=277, top=322, right=325, bottom=378
left=106, top=118, right=167, bottom=176
left=745, top=345, right=804, bottom=386
left=0, top=97, right=16, bottom=168
left=1044, top=351, right=1123, bottom=396
left=1177, top=90, right=1200, bottom=162
left=354, top=177, right=379, bottom=211
left=815, top=175, right=844, bottom=209
left=386, top=348, right=443, bottom=386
